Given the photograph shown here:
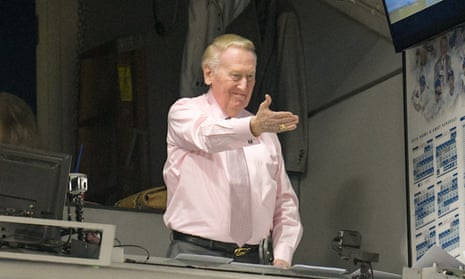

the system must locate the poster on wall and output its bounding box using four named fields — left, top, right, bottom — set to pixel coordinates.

left=406, top=23, right=465, bottom=264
